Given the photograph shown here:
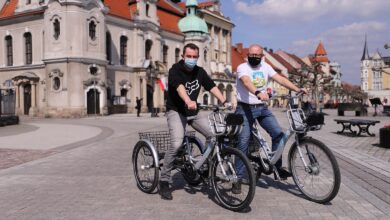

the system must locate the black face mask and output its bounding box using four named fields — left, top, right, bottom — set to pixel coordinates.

left=248, top=57, right=261, bottom=67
